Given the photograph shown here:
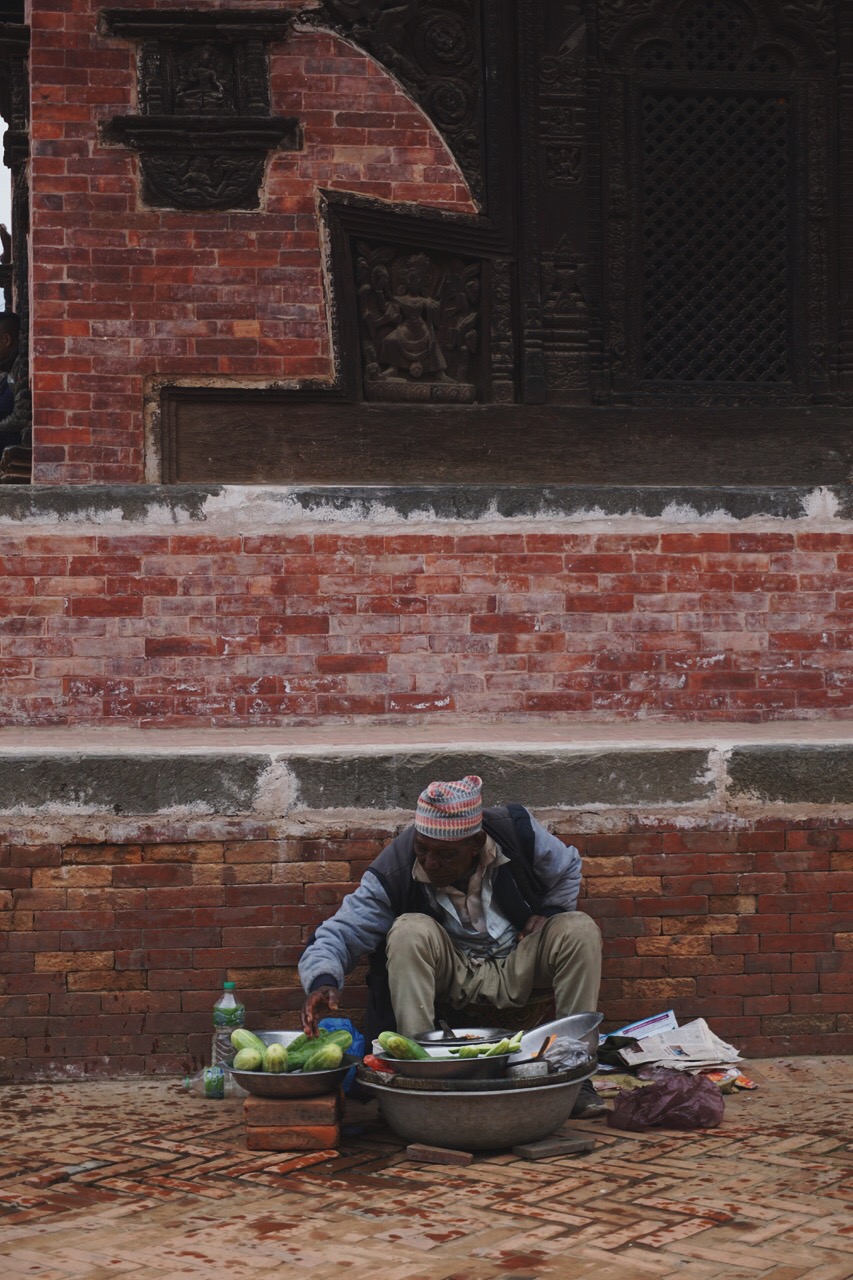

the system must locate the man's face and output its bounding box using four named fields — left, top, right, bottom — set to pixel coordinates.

left=0, top=328, right=15, bottom=364
left=414, top=831, right=484, bottom=889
